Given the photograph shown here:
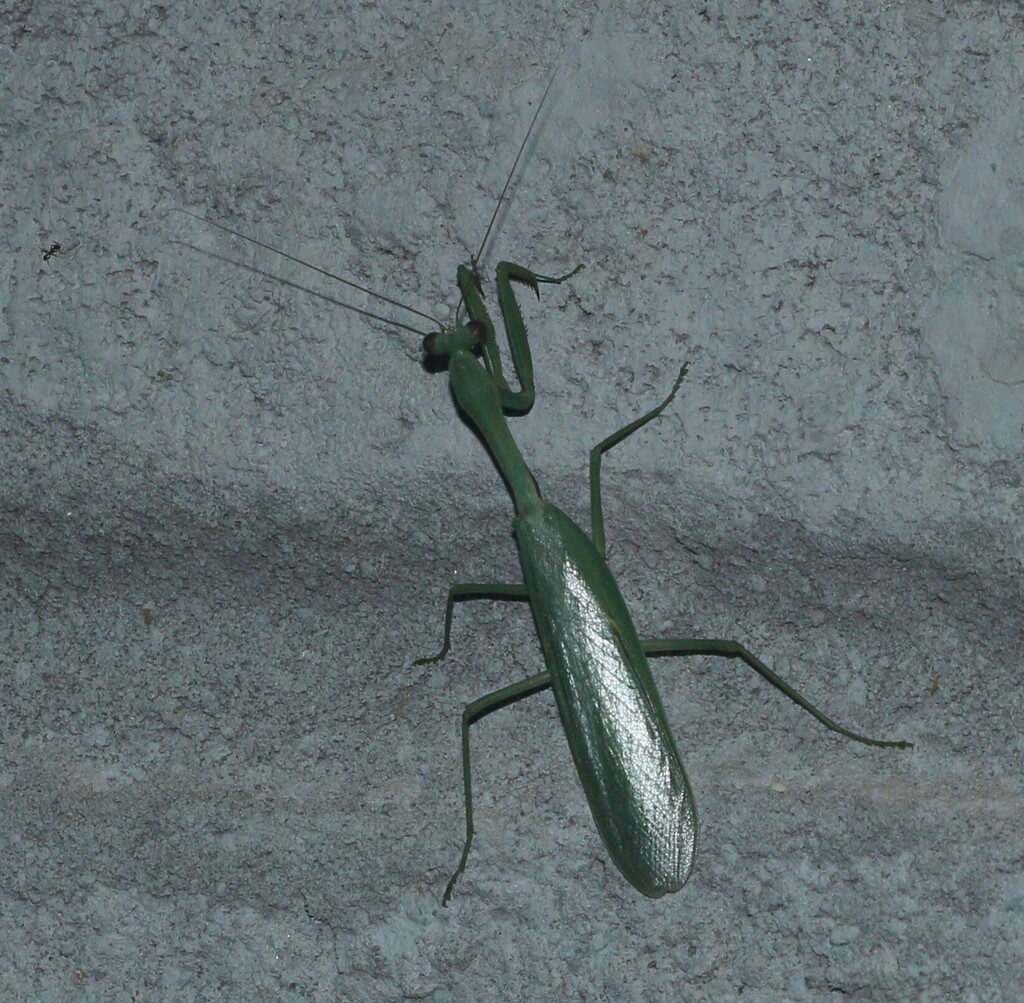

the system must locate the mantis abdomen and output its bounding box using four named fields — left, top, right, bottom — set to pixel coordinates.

left=516, top=501, right=698, bottom=897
